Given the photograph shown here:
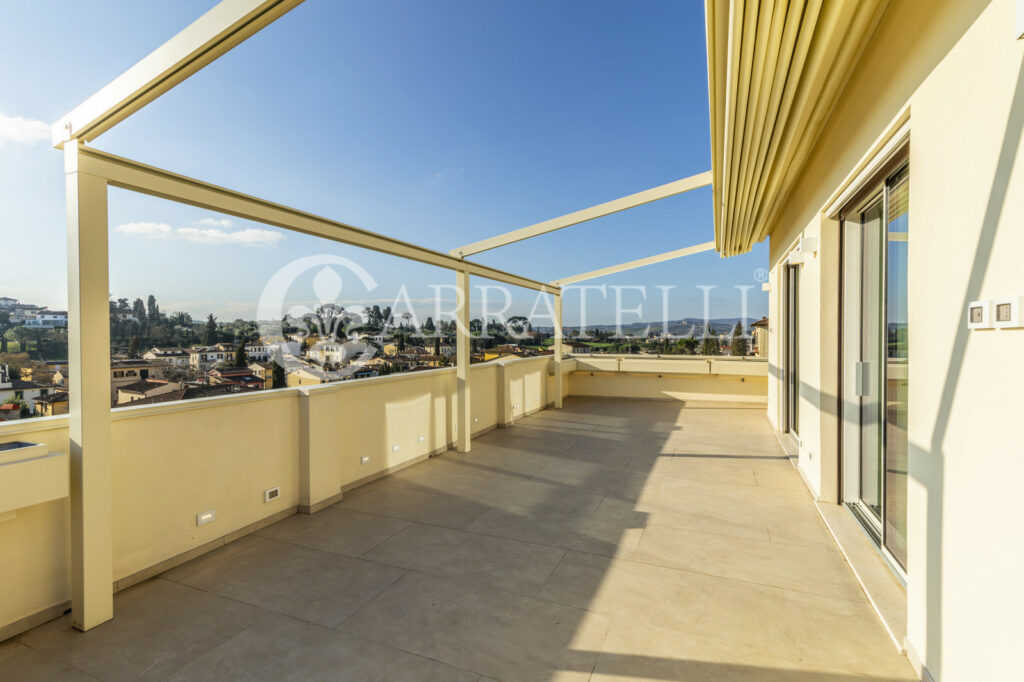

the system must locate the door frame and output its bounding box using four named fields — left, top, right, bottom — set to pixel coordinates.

left=836, top=145, right=910, bottom=578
